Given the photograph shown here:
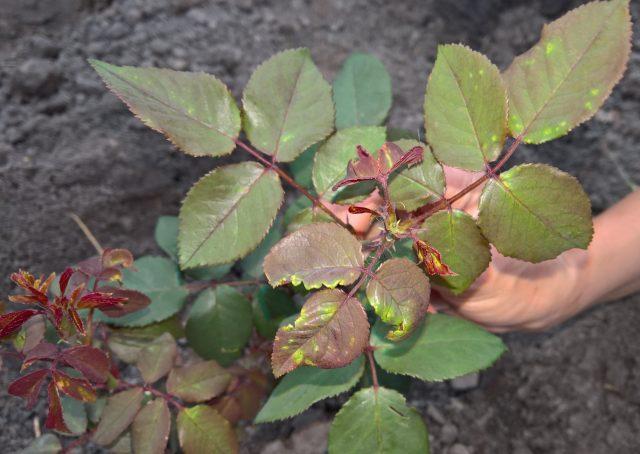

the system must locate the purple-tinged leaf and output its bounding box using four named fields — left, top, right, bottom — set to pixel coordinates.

left=58, top=268, right=74, bottom=295
left=60, top=346, right=110, bottom=383
left=264, top=223, right=363, bottom=290
left=166, top=360, right=232, bottom=403
left=136, top=333, right=177, bottom=384
left=102, top=248, right=134, bottom=269
left=22, top=342, right=58, bottom=370
left=52, top=370, right=96, bottom=402
left=19, top=315, right=46, bottom=354
left=177, top=405, right=238, bottom=454
left=45, top=381, right=69, bottom=433
left=132, top=399, right=171, bottom=454
left=8, top=369, right=49, bottom=409
left=272, top=289, right=369, bottom=377
left=96, top=287, right=151, bottom=317
left=92, top=387, right=144, bottom=446
left=0, top=310, right=41, bottom=338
